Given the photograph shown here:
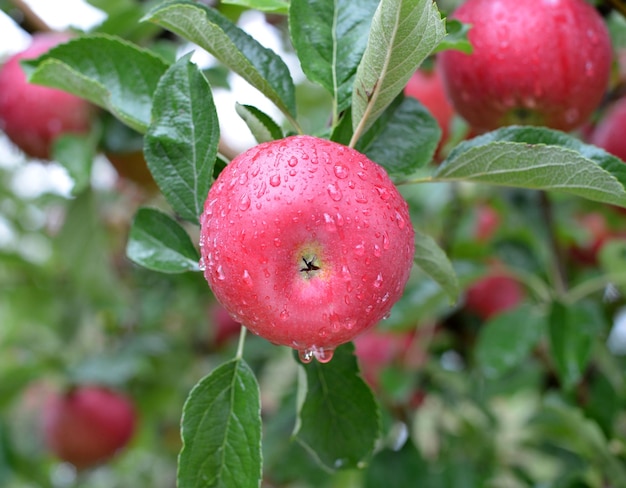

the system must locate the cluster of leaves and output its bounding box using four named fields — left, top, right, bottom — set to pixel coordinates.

left=4, top=0, right=626, bottom=486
